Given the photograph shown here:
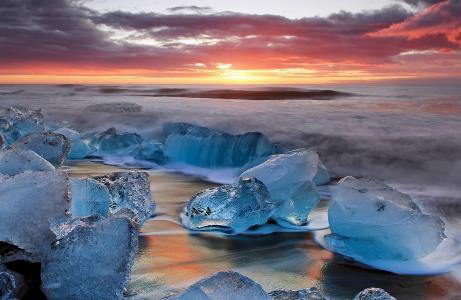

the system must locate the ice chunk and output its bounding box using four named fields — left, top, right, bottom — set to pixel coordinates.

left=70, top=178, right=111, bottom=217
left=181, top=177, right=274, bottom=233
left=133, top=140, right=167, bottom=164
left=0, top=266, right=15, bottom=300
left=83, top=127, right=142, bottom=155
left=313, top=163, right=330, bottom=186
left=54, top=128, right=93, bottom=159
left=0, top=149, right=55, bottom=175
left=176, top=271, right=270, bottom=300
left=326, top=177, right=446, bottom=260
left=353, top=288, right=396, bottom=300
left=268, top=287, right=325, bottom=300
left=0, top=107, right=45, bottom=144
left=94, top=172, right=154, bottom=224
left=10, top=132, right=71, bottom=166
left=163, top=122, right=278, bottom=168
left=0, top=171, right=69, bottom=256
left=240, top=149, right=321, bottom=226
left=41, top=212, right=139, bottom=300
